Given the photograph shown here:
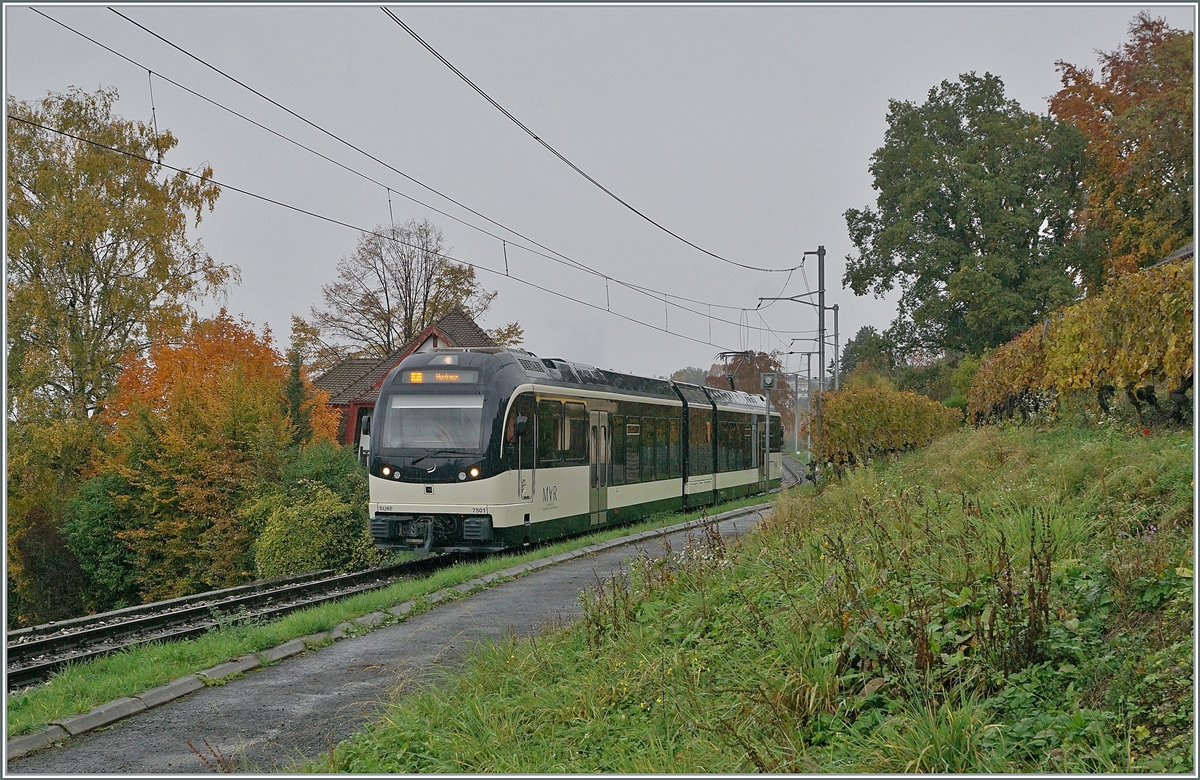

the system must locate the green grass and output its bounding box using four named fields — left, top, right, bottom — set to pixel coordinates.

left=306, top=420, right=1193, bottom=773
left=5, top=493, right=770, bottom=740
